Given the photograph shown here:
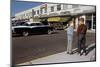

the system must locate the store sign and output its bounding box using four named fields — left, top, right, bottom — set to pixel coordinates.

left=71, top=9, right=82, bottom=15
left=49, top=13, right=58, bottom=16
left=83, top=10, right=94, bottom=13
left=40, top=14, right=48, bottom=17
left=34, top=16, right=39, bottom=18
left=60, top=11, right=71, bottom=15
left=73, top=8, right=81, bottom=13
left=73, top=8, right=80, bottom=11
